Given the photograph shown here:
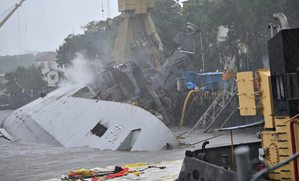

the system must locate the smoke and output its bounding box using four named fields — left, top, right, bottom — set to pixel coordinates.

left=61, top=53, right=95, bottom=89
